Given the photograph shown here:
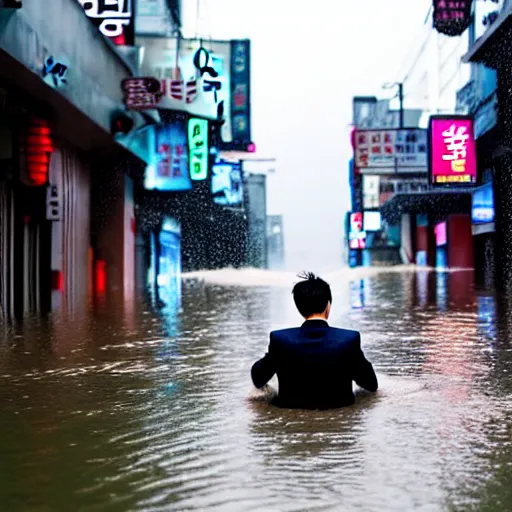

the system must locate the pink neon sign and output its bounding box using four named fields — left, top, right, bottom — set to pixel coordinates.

left=430, top=116, right=477, bottom=186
